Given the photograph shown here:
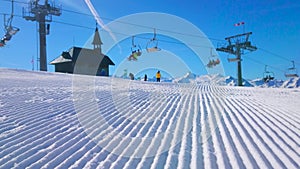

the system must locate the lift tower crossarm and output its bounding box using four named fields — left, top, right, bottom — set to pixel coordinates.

left=216, top=32, right=257, bottom=86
